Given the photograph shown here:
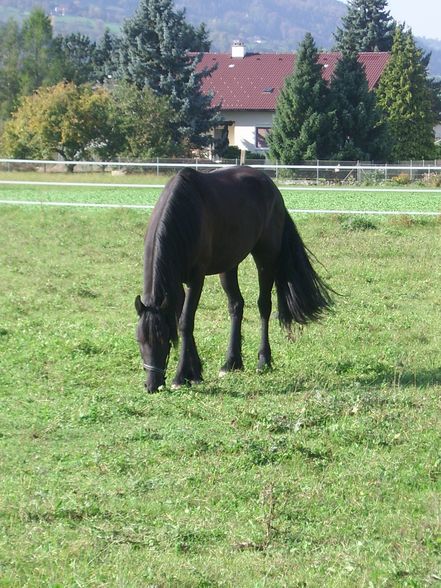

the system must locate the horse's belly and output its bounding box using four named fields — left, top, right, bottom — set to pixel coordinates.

left=204, top=229, right=261, bottom=275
